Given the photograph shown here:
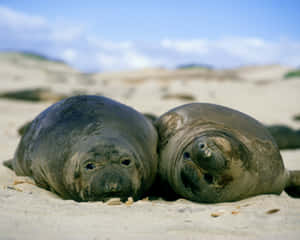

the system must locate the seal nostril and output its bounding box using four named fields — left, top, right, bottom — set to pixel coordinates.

left=204, top=173, right=214, bottom=184
left=121, top=159, right=131, bottom=166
